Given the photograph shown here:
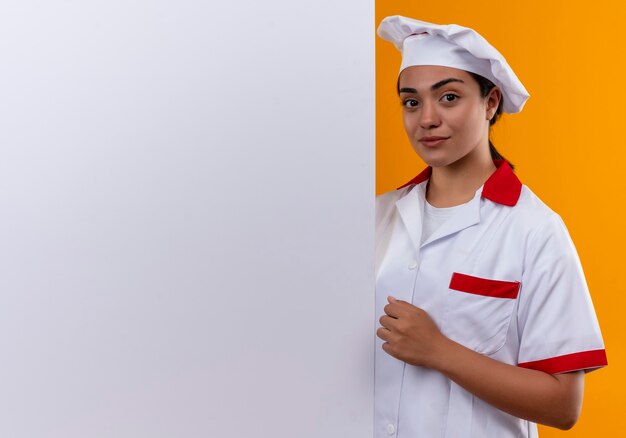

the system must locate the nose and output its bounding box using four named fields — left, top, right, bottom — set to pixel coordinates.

left=419, top=100, right=441, bottom=129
